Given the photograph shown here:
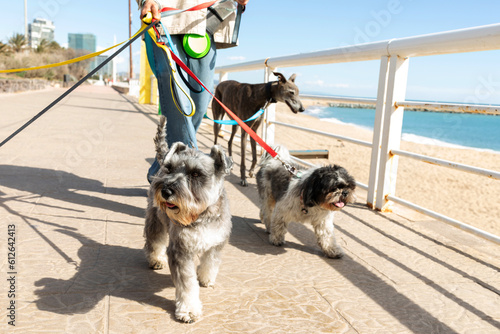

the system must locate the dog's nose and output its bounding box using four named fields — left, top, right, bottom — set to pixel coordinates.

left=161, top=187, right=174, bottom=199
left=299, top=105, right=305, bottom=112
